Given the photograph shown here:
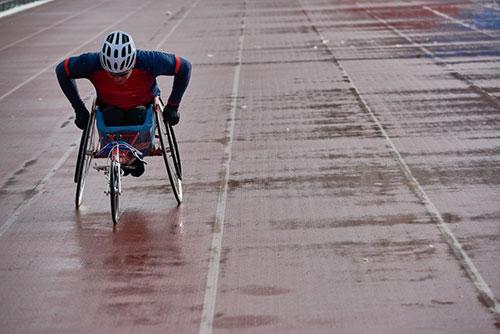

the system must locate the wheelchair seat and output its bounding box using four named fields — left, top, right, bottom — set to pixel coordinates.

left=95, top=105, right=156, bottom=156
